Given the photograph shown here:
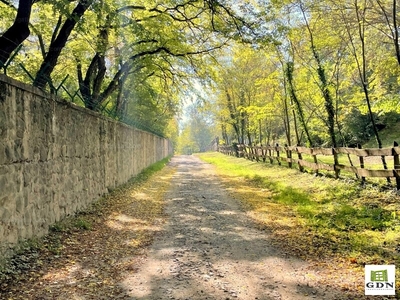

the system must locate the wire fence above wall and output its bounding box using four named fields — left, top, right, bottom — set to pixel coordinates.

left=1, top=50, right=167, bottom=138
